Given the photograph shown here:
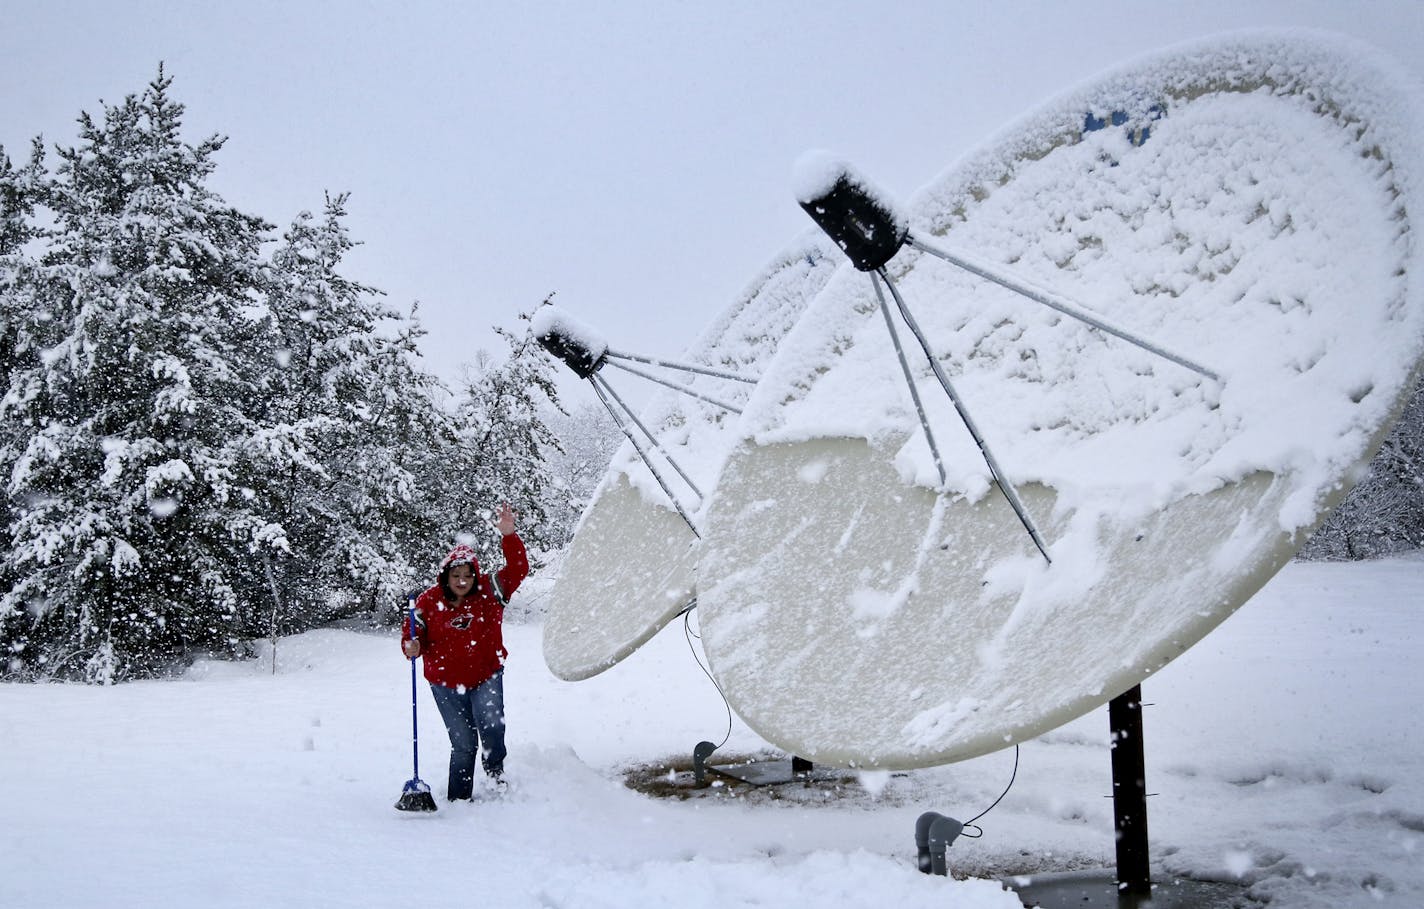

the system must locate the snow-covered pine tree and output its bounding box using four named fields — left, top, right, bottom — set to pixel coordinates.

left=0, top=138, right=51, bottom=401
left=0, top=138, right=47, bottom=257
left=338, top=310, right=457, bottom=615
left=0, top=69, right=280, bottom=681
left=0, top=70, right=576, bottom=674
left=431, top=313, right=563, bottom=569
left=251, top=195, right=449, bottom=629
left=0, top=139, right=53, bottom=674
left=540, top=401, right=624, bottom=546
